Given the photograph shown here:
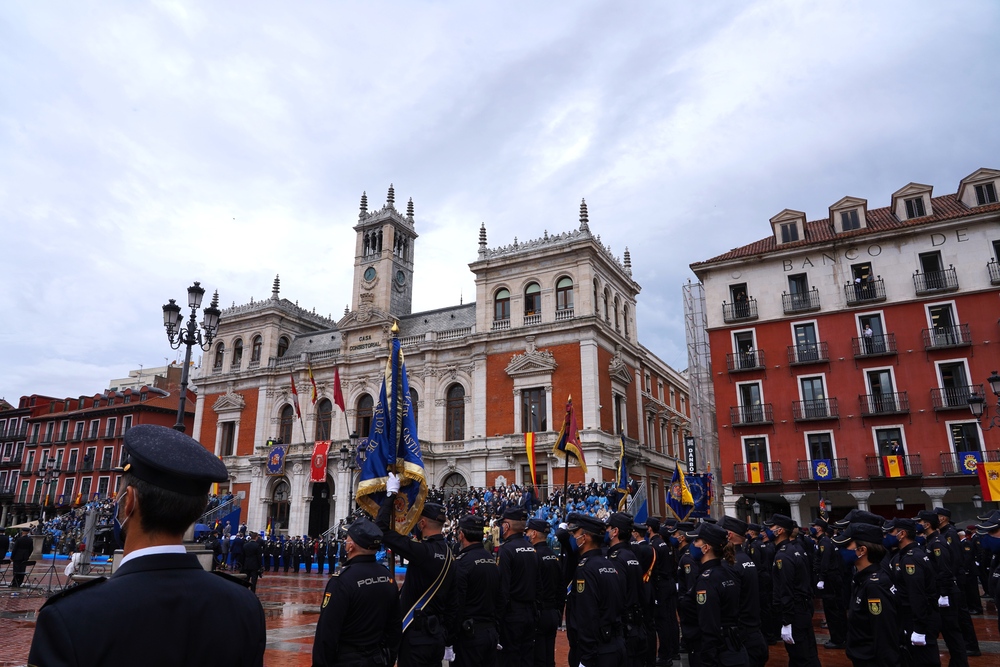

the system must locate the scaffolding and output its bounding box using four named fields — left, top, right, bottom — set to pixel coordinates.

left=682, top=280, right=722, bottom=517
